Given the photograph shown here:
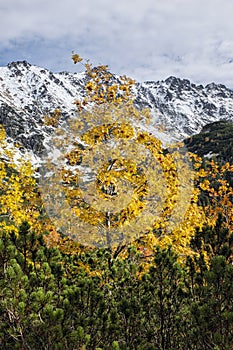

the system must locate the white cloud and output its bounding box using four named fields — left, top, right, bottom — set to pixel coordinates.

left=1, top=0, right=233, bottom=87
